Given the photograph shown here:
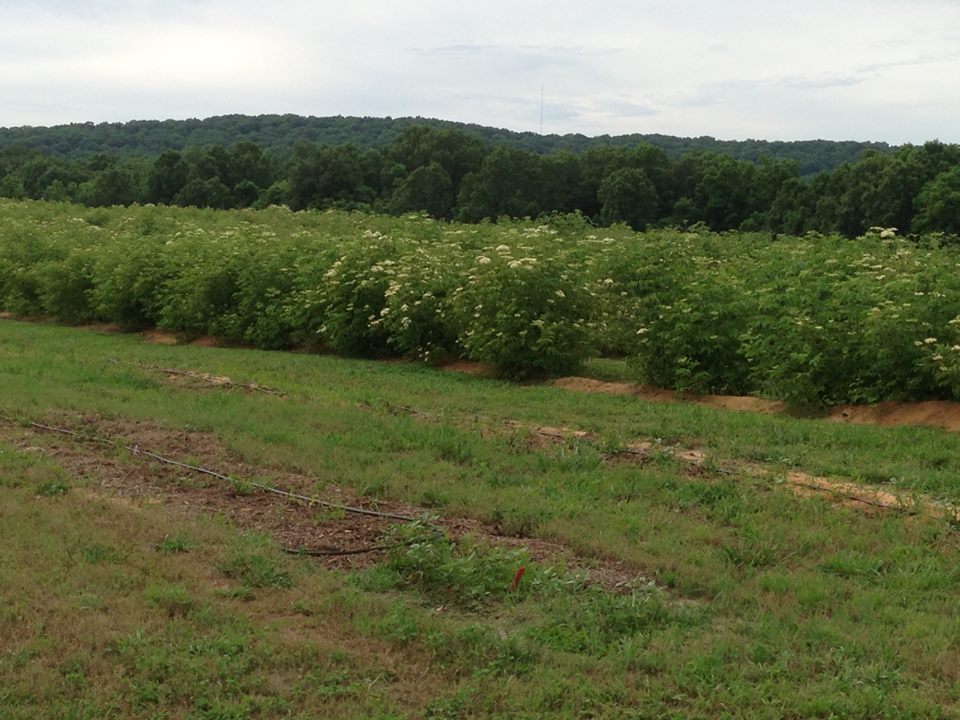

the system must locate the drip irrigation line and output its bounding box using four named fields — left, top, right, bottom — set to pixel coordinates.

left=10, top=416, right=420, bottom=523
left=283, top=542, right=404, bottom=557
left=282, top=534, right=440, bottom=557
left=141, top=363, right=288, bottom=397
left=786, top=477, right=921, bottom=514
